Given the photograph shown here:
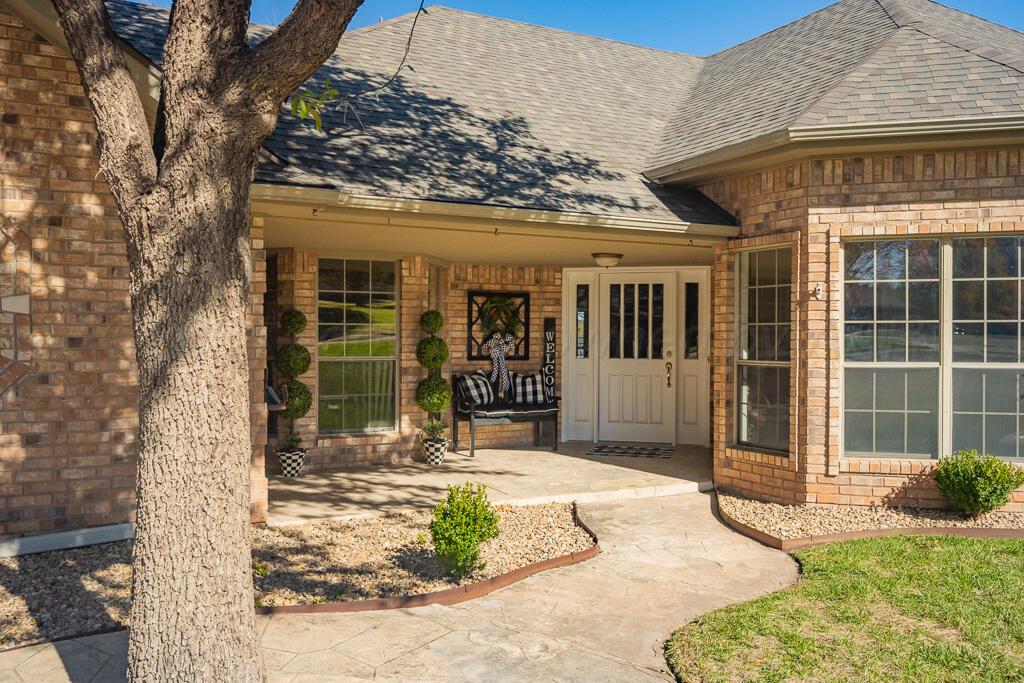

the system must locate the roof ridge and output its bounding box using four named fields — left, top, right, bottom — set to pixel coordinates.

left=424, top=4, right=702, bottom=62
left=791, top=25, right=912, bottom=128
left=877, top=0, right=1024, bottom=74
left=706, top=0, right=898, bottom=59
